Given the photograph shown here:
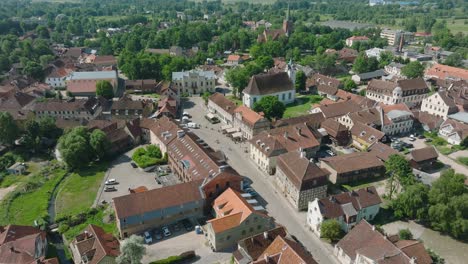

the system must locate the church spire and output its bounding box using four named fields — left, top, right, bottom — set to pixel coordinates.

left=286, top=2, right=290, bottom=21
